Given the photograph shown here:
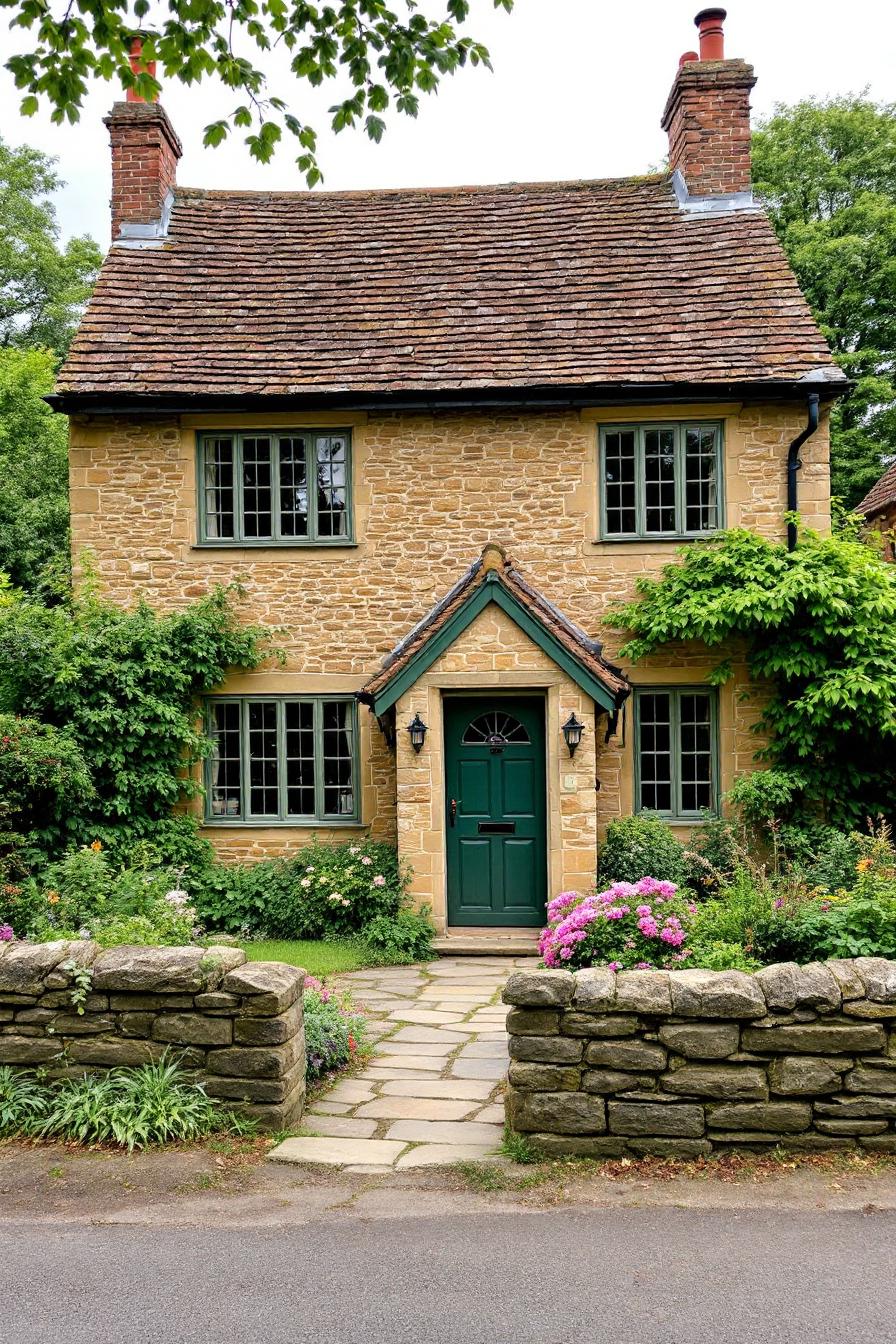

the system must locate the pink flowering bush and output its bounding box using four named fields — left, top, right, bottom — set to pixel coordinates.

left=538, top=878, right=698, bottom=971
